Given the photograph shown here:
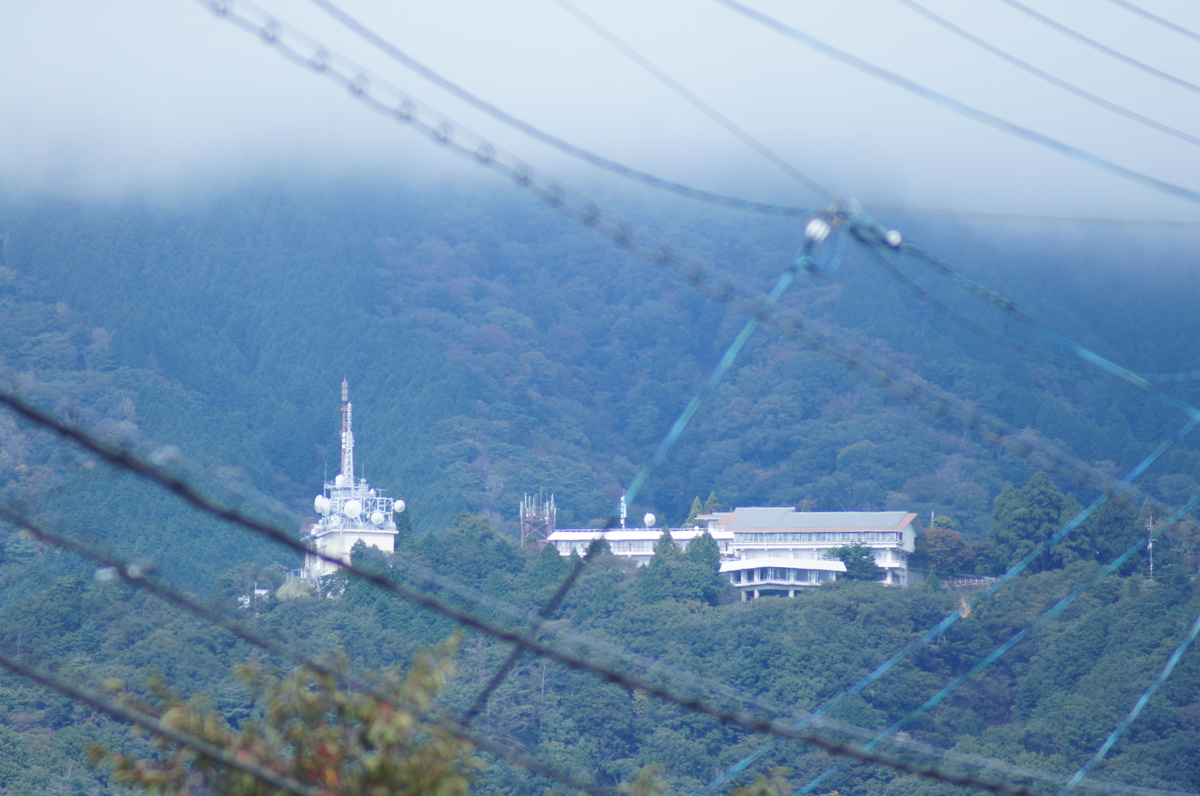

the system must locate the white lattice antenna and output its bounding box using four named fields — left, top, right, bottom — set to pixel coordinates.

left=340, top=378, right=355, bottom=482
